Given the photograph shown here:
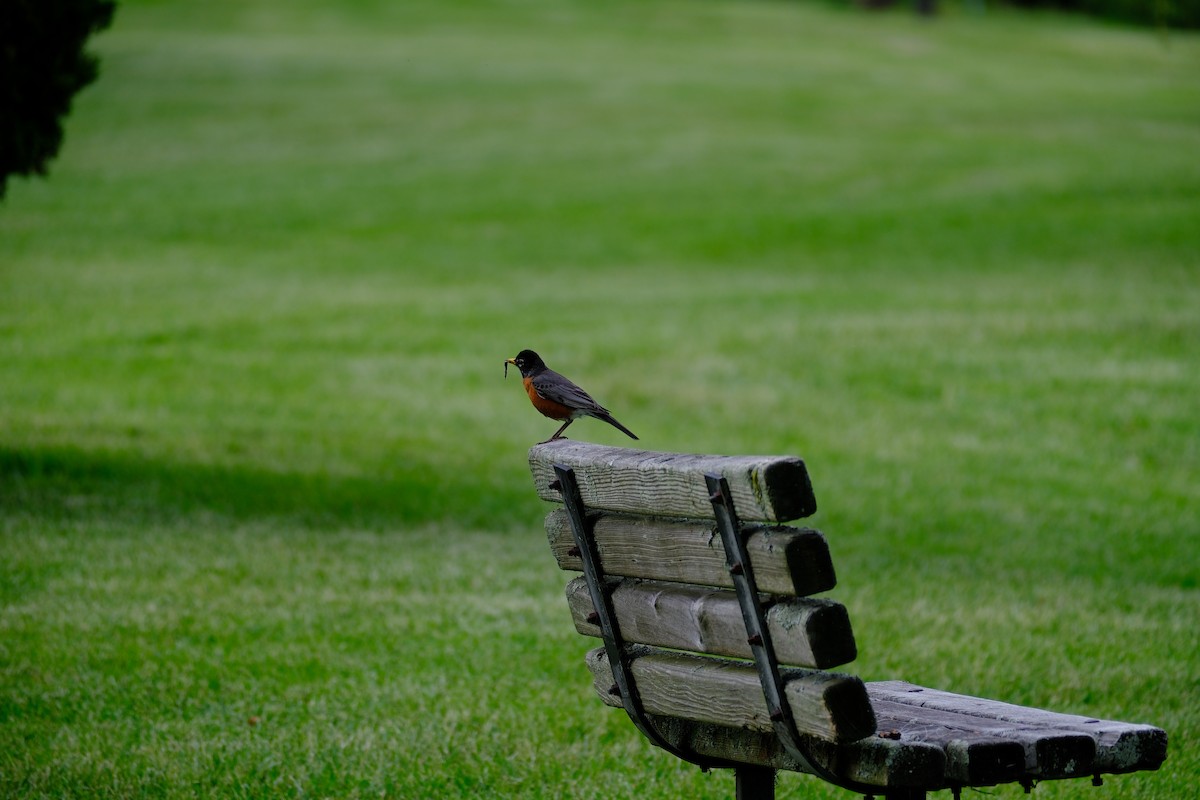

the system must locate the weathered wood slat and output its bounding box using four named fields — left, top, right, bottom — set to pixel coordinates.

left=874, top=692, right=1097, bottom=779
left=529, top=441, right=816, bottom=522
left=602, top=695, right=1033, bottom=789
left=628, top=704, right=1091, bottom=789
left=871, top=698, right=1080, bottom=784
left=566, top=577, right=857, bottom=669
left=586, top=646, right=876, bottom=744
left=645, top=715, right=947, bottom=789
left=869, top=681, right=1168, bottom=775
left=545, top=509, right=836, bottom=596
